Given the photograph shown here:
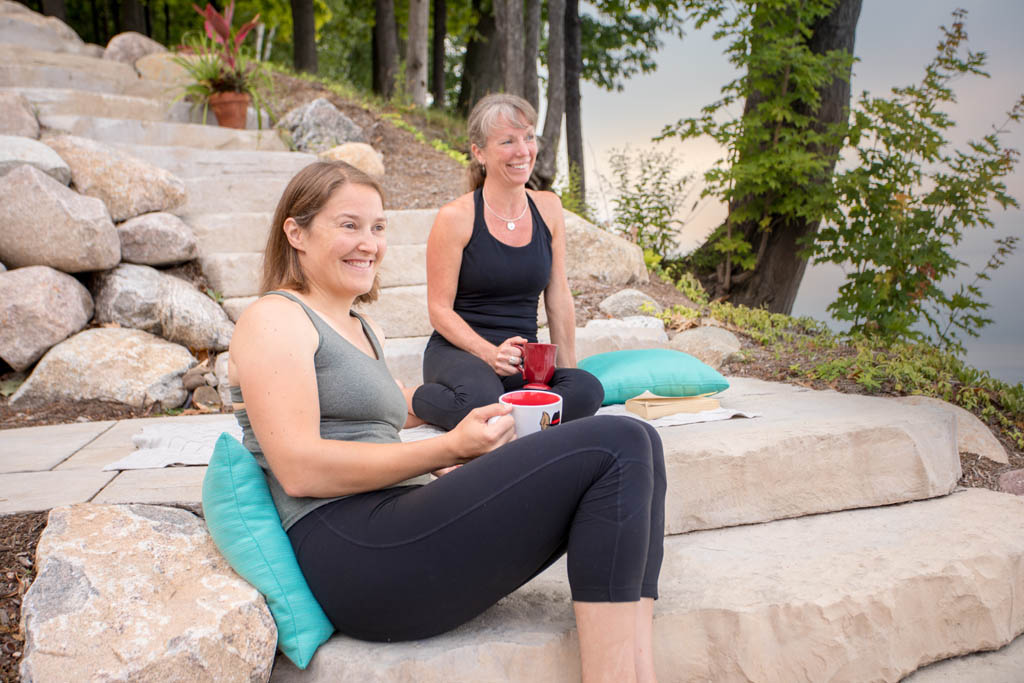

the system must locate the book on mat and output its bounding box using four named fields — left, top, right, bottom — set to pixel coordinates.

left=624, top=391, right=721, bottom=420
